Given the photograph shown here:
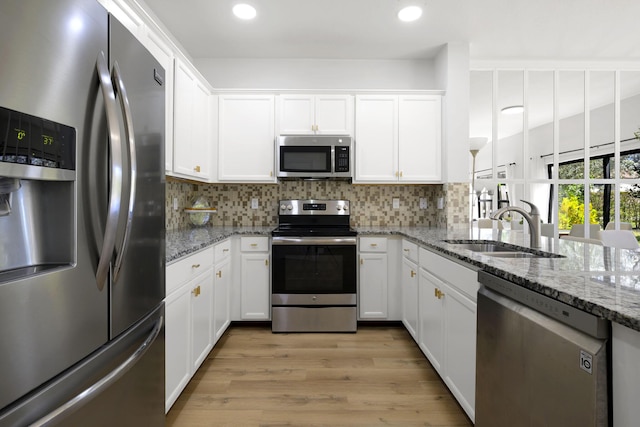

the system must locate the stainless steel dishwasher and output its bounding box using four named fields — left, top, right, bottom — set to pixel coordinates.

left=476, top=271, right=611, bottom=427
